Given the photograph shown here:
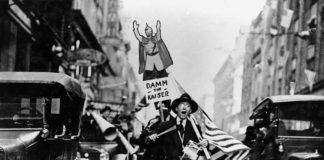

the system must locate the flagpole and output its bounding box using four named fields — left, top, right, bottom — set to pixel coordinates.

left=189, top=115, right=211, bottom=159
left=198, top=108, right=212, bottom=122
left=158, top=101, right=165, bottom=122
